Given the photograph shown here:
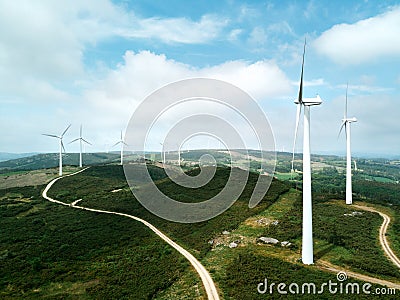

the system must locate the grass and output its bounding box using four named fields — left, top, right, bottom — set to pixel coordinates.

left=274, top=172, right=299, bottom=181
left=163, top=188, right=397, bottom=299
left=1, top=164, right=290, bottom=299
left=0, top=183, right=190, bottom=299
left=0, top=166, right=81, bottom=189
left=2, top=162, right=400, bottom=299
